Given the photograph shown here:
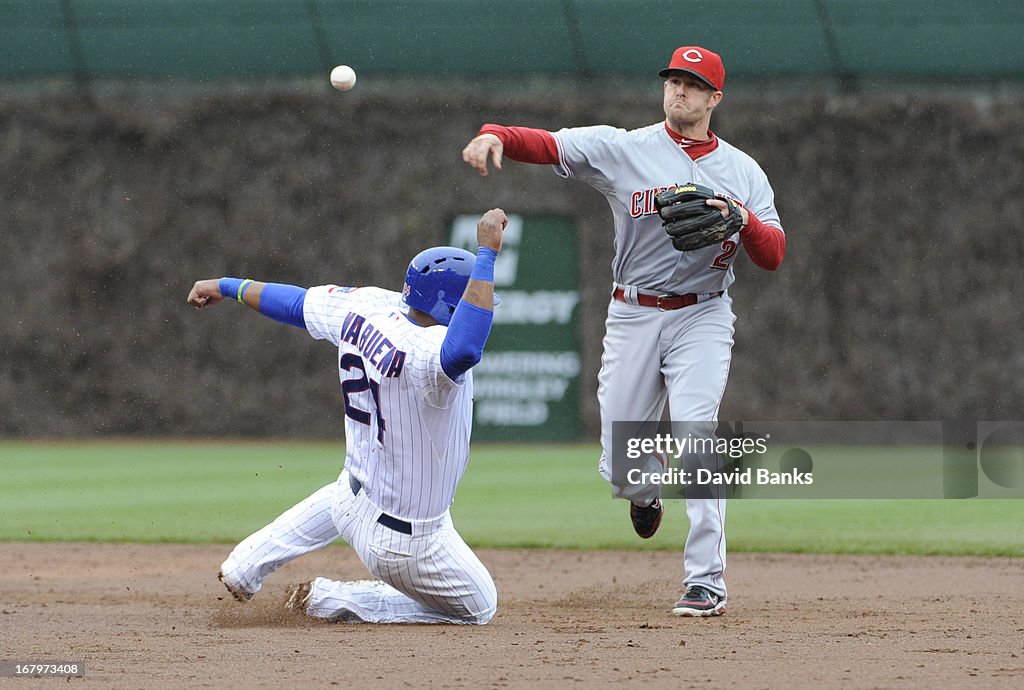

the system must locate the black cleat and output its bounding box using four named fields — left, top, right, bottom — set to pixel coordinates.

left=672, top=585, right=727, bottom=617
left=629, top=498, right=663, bottom=539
